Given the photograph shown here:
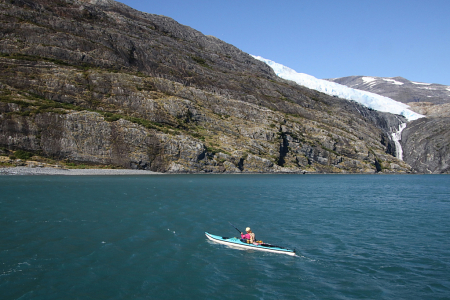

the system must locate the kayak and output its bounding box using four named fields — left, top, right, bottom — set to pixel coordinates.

left=205, top=232, right=296, bottom=256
